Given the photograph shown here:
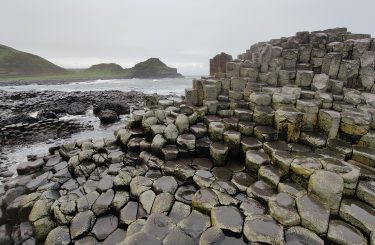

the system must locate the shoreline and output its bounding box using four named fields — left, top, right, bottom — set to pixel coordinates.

left=0, top=75, right=187, bottom=87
